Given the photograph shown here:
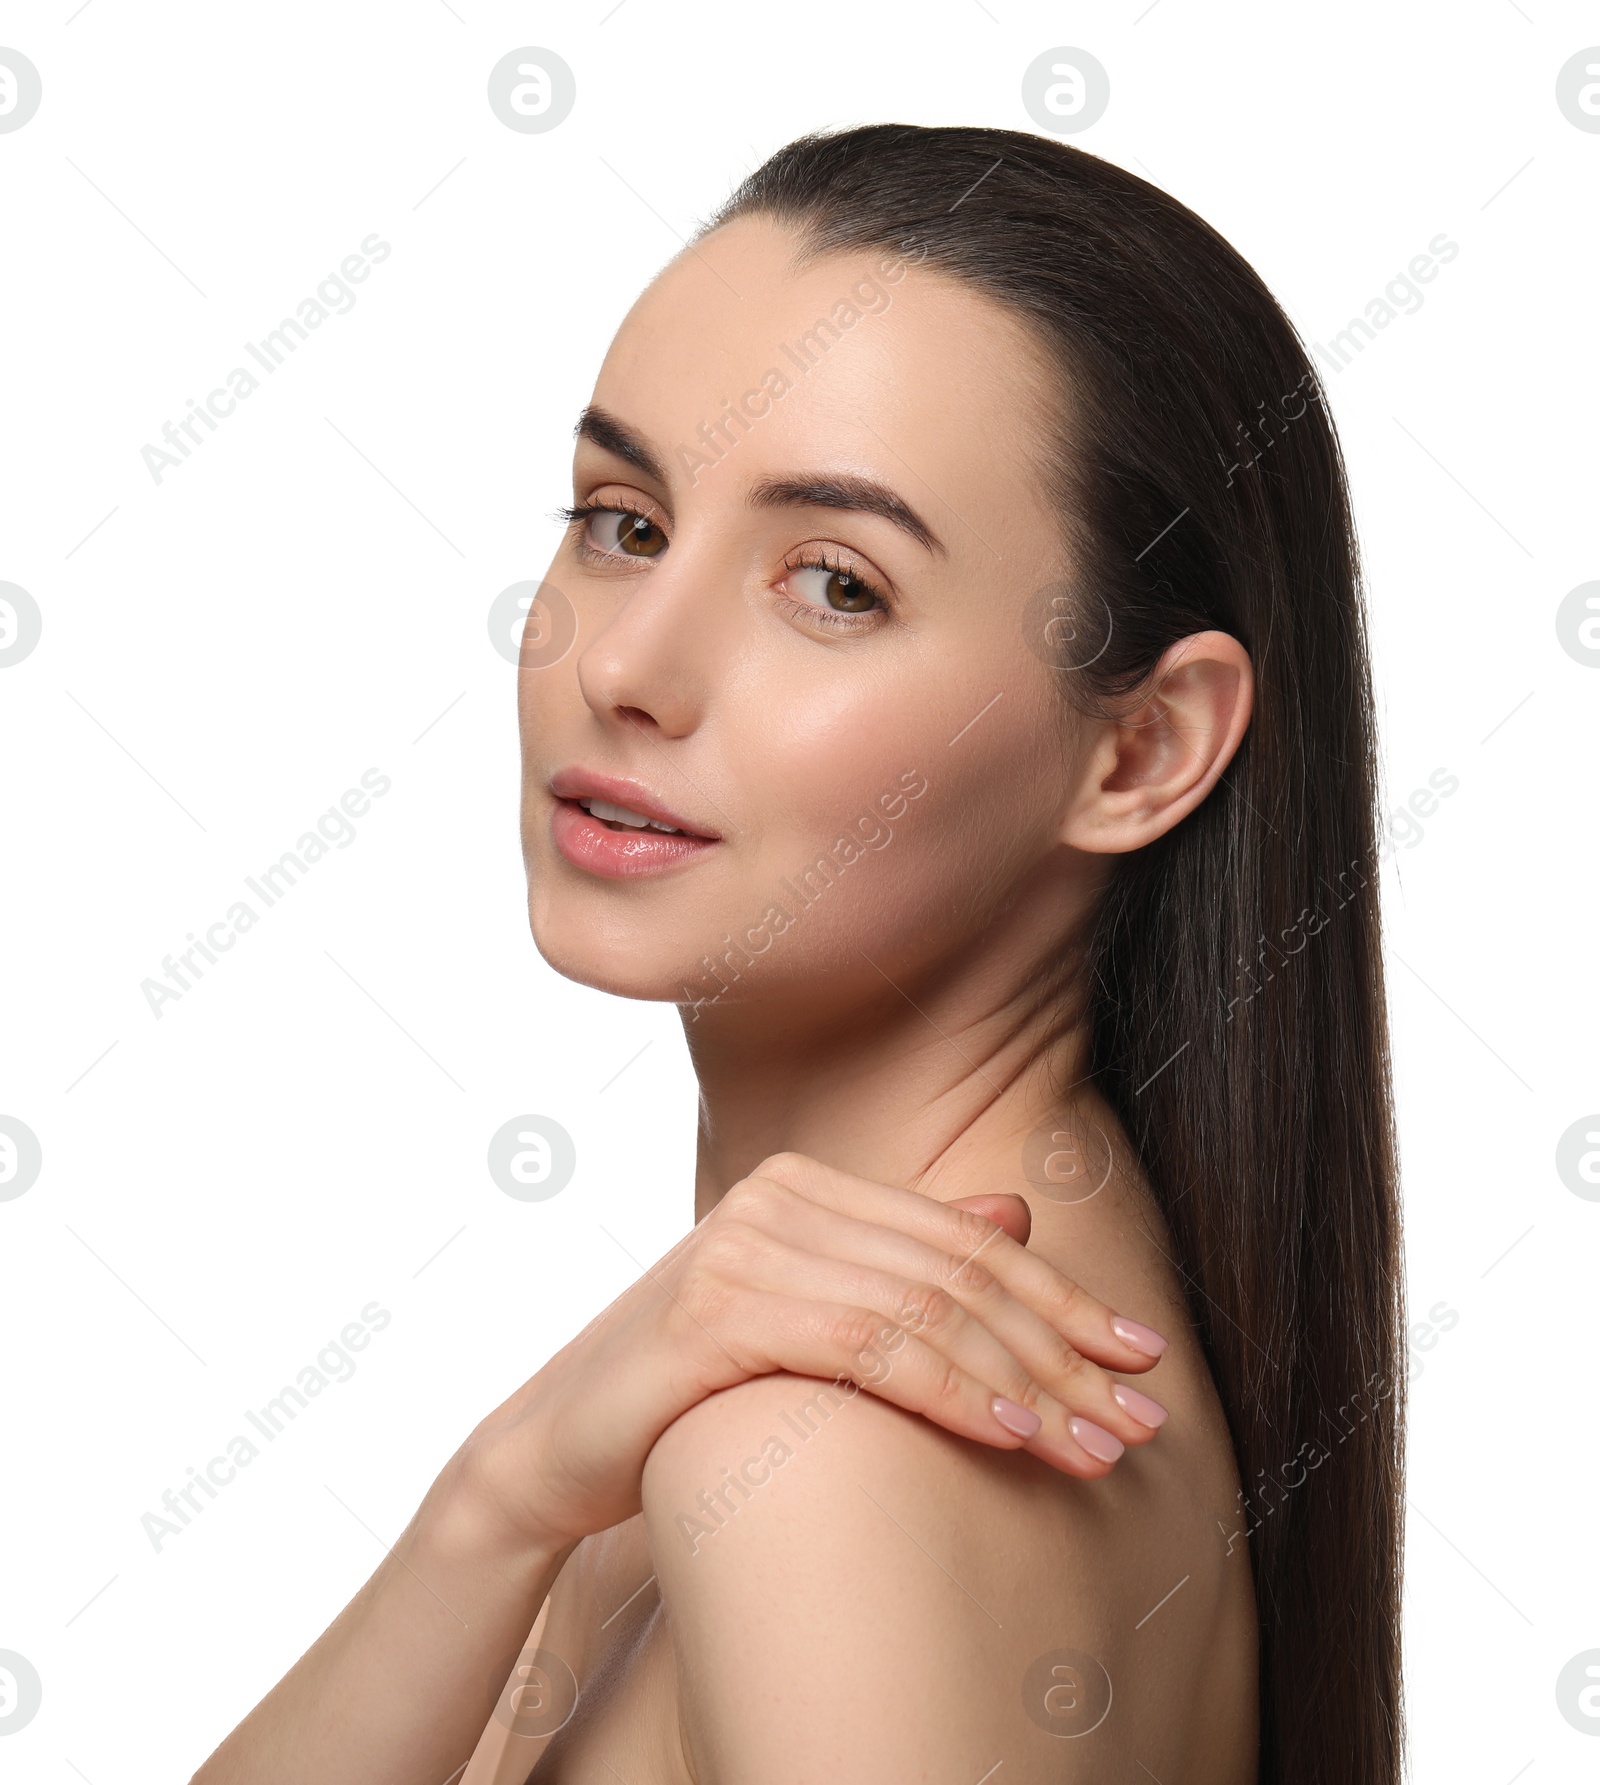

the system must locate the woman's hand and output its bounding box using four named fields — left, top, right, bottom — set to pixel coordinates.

left=456, top=1151, right=1171, bottom=1552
